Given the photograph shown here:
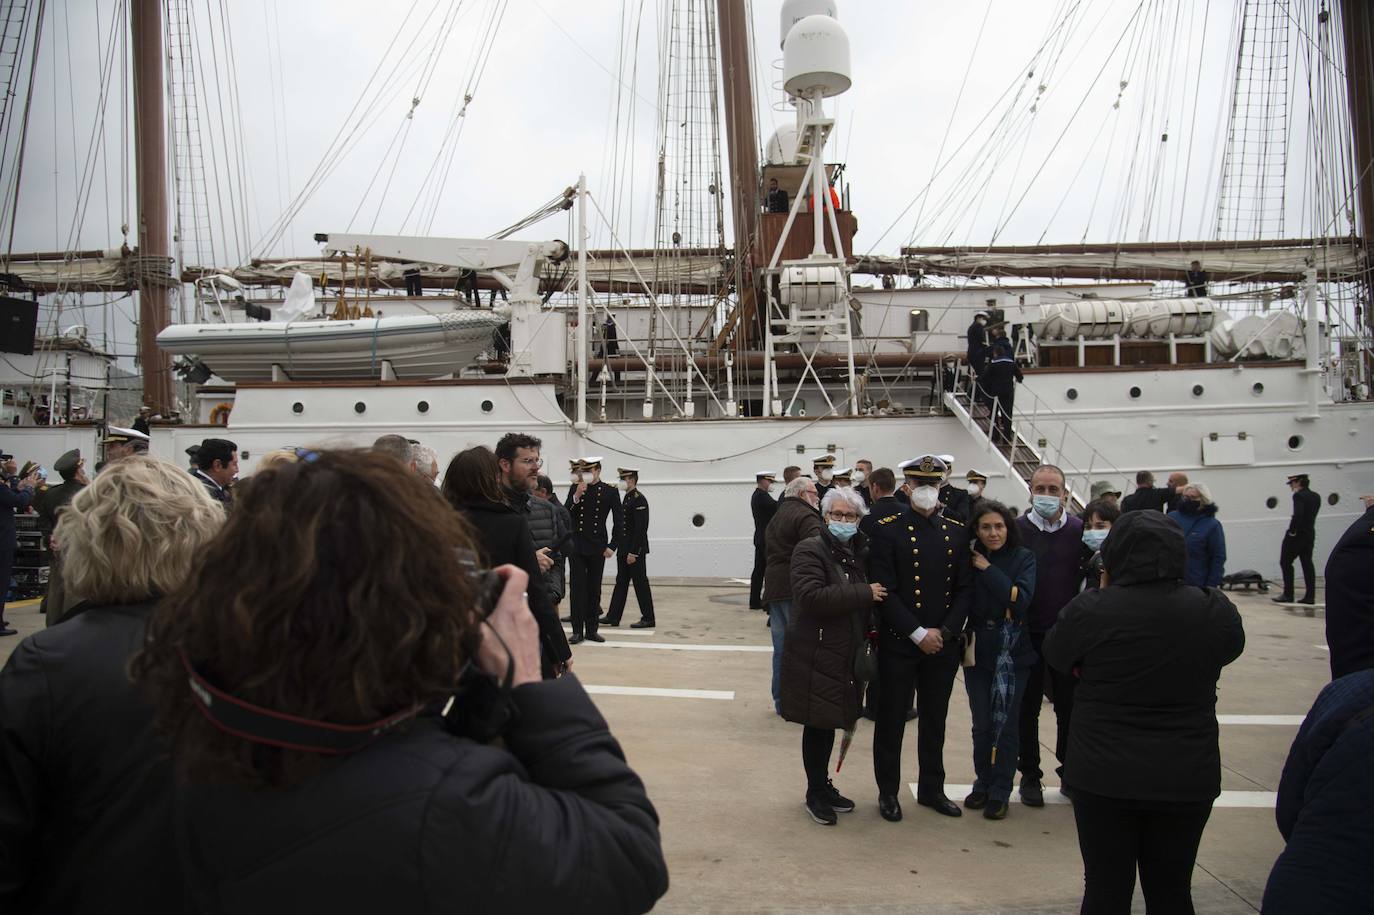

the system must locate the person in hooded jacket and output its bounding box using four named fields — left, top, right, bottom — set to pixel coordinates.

left=1043, top=510, right=1245, bottom=915
left=0, top=456, right=225, bottom=914
left=443, top=446, right=571, bottom=677
left=1167, top=481, right=1227, bottom=588
left=962, top=500, right=1037, bottom=821
left=780, top=487, right=887, bottom=826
